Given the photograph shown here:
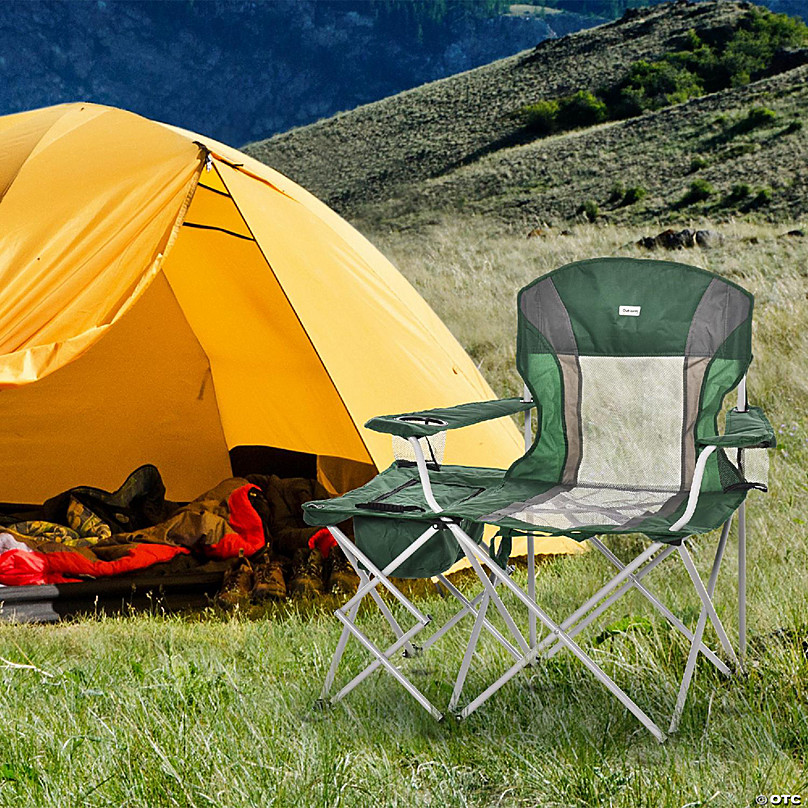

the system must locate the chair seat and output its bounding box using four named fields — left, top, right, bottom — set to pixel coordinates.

left=303, top=462, right=746, bottom=541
